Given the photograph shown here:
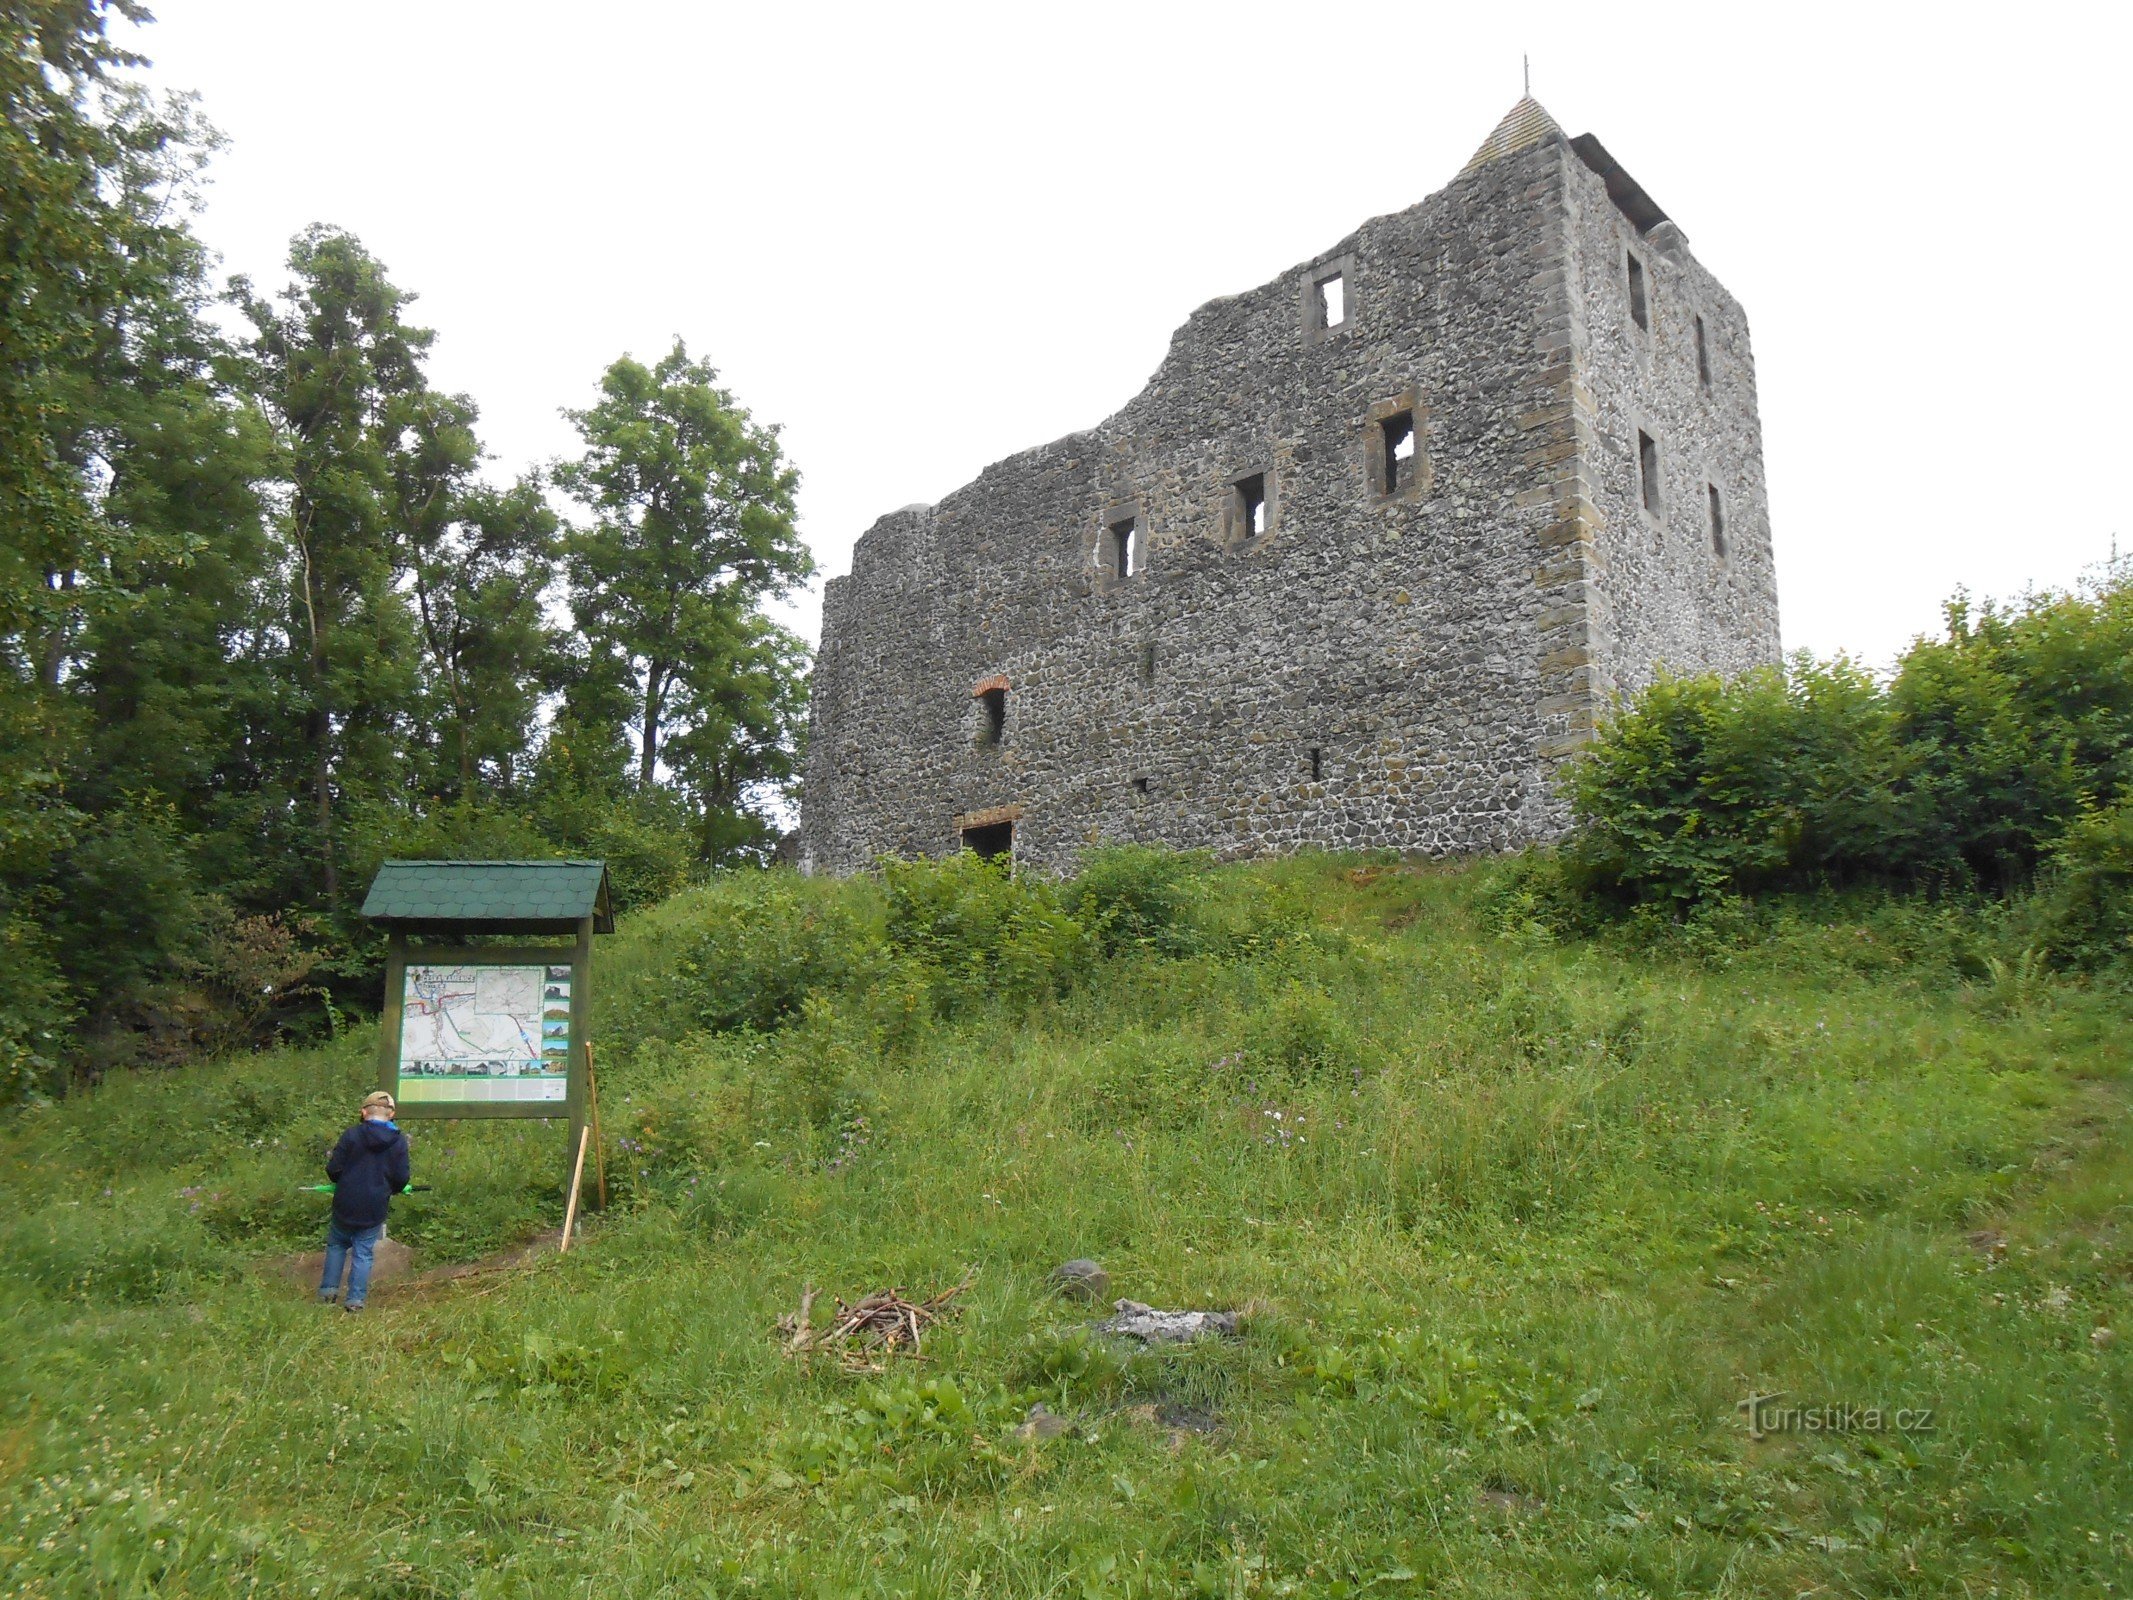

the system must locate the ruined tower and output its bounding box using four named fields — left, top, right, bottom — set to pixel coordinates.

left=800, top=99, right=1780, bottom=873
